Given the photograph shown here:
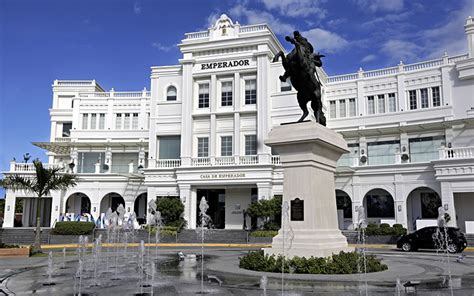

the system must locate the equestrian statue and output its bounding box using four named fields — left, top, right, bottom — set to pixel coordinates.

left=273, top=31, right=326, bottom=126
